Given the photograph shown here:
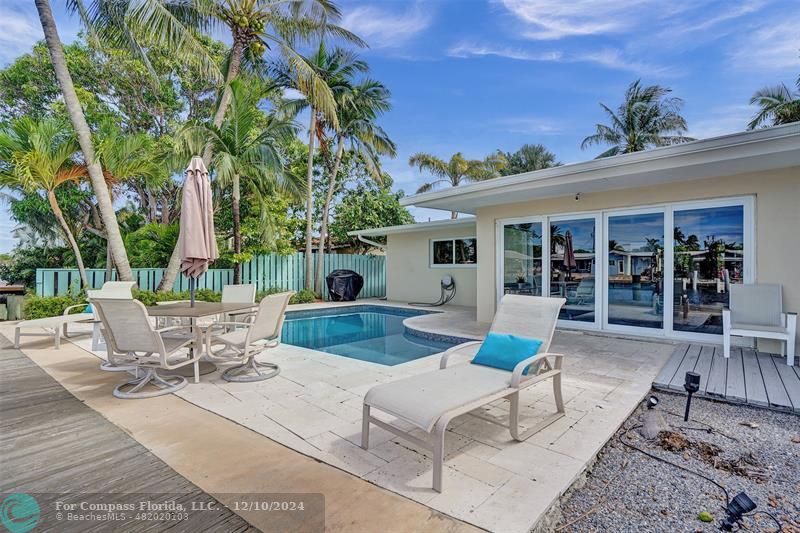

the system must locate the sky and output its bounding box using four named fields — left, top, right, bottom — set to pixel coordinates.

left=1, top=0, right=798, bottom=253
